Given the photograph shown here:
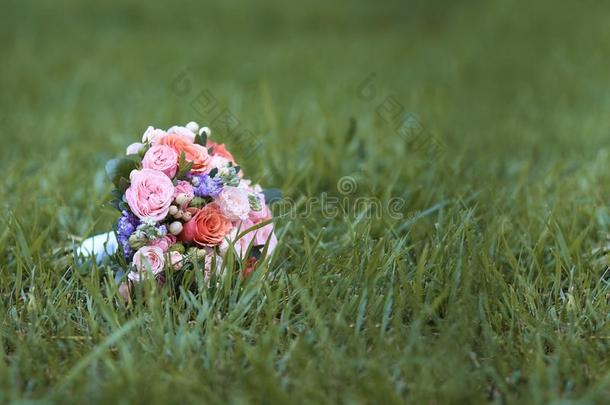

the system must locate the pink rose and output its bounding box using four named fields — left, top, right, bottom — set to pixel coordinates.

left=219, top=227, right=249, bottom=259
left=169, top=251, right=184, bottom=270
left=118, top=281, right=132, bottom=302
left=125, top=169, right=175, bottom=221
left=209, top=155, right=231, bottom=171
left=251, top=222, right=277, bottom=253
left=234, top=218, right=277, bottom=257
left=128, top=246, right=165, bottom=282
left=217, top=186, right=251, bottom=221
left=249, top=203, right=277, bottom=253
left=126, top=142, right=144, bottom=155
left=249, top=197, right=270, bottom=222
left=203, top=252, right=224, bottom=282
left=149, top=234, right=177, bottom=252
left=142, top=126, right=167, bottom=144
left=174, top=180, right=195, bottom=207
left=222, top=203, right=277, bottom=259
left=142, top=145, right=178, bottom=178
